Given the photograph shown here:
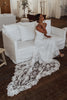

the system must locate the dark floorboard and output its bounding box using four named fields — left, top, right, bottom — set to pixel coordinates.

left=0, top=16, right=67, bottom=100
